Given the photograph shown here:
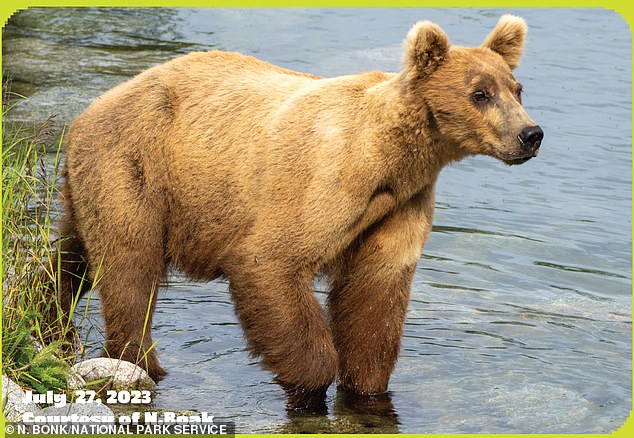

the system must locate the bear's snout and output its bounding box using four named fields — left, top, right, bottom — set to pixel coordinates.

left=517, top=125, right=544, bottom=157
